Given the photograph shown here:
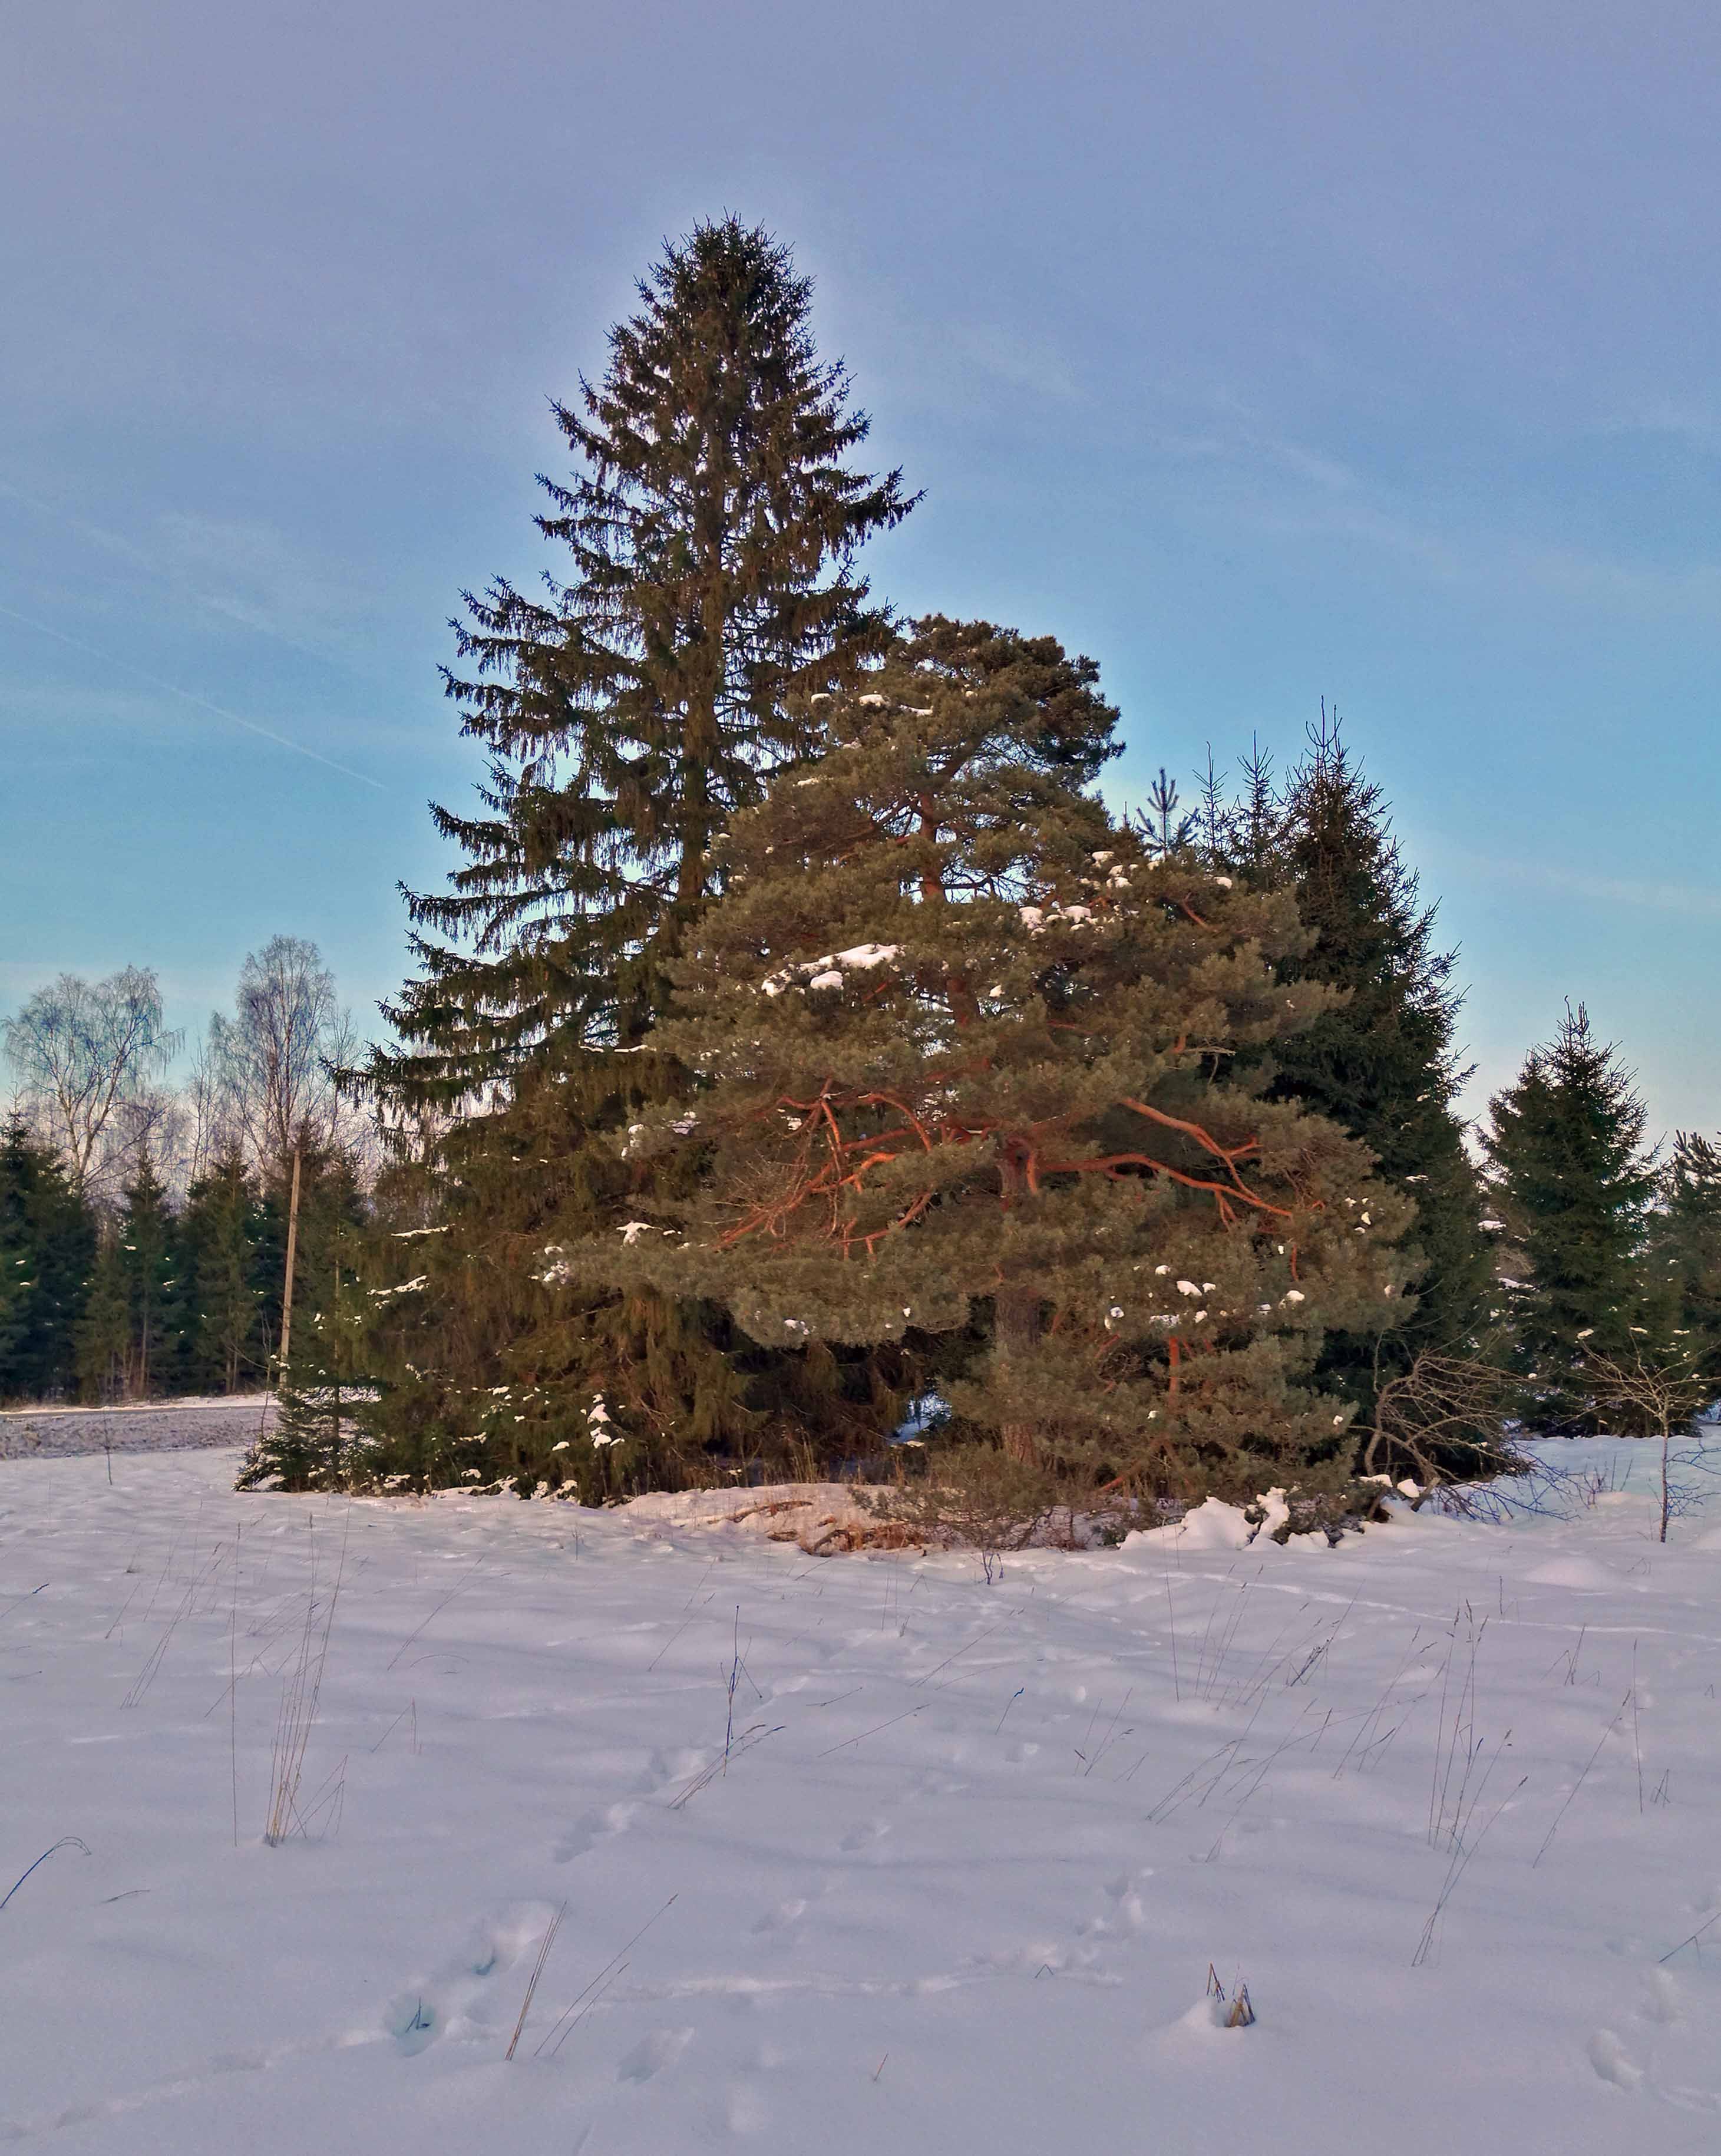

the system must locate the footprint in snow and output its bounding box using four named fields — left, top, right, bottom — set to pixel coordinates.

left=385, top=1906, right=554, bottom=2055
left=751, top=1898, right=807, bottom=1934
left=618, top=2026, right=693, bottom=2083
left=387, top=1992, right=441, bottom=2058
left=840, top=1820, right=889, bottom=1852
left=1588, top=2029, right=1643, bottom=2091
left=556, top=1799, right=638, bottom=1863
left=631, top=1748, right=678, bottom=1796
